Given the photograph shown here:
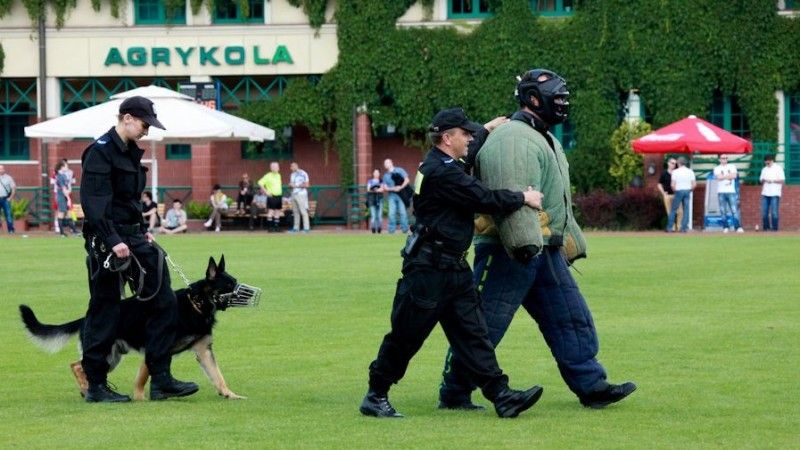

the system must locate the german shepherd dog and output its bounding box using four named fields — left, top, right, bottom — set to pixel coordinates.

left=19, top=255, right=260, bottom=400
